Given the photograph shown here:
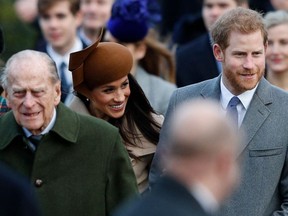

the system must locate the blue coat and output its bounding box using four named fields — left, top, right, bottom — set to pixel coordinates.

left=0, top=162, right=41, bottom=216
